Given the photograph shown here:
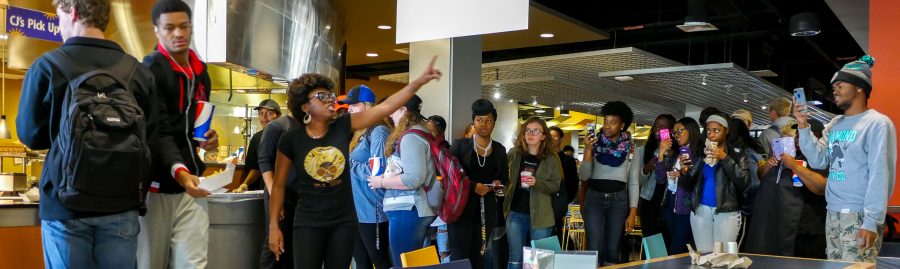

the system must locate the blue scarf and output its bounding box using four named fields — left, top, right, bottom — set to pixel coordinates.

left=594, top=132, right=632, bottom=167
